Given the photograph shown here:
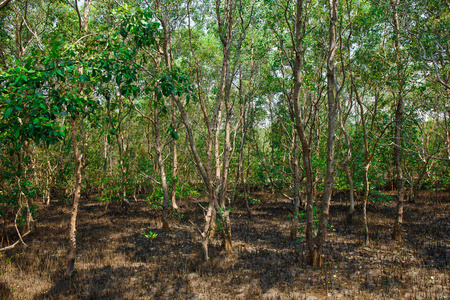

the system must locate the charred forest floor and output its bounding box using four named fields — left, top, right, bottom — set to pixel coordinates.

left=0, top=190, right=449, bottom=300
